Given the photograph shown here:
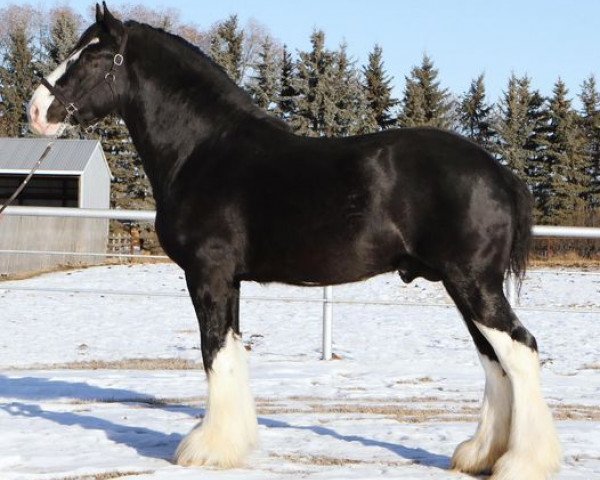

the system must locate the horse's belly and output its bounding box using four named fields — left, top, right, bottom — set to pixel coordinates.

left=247, top=228, right=402, bottom=285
